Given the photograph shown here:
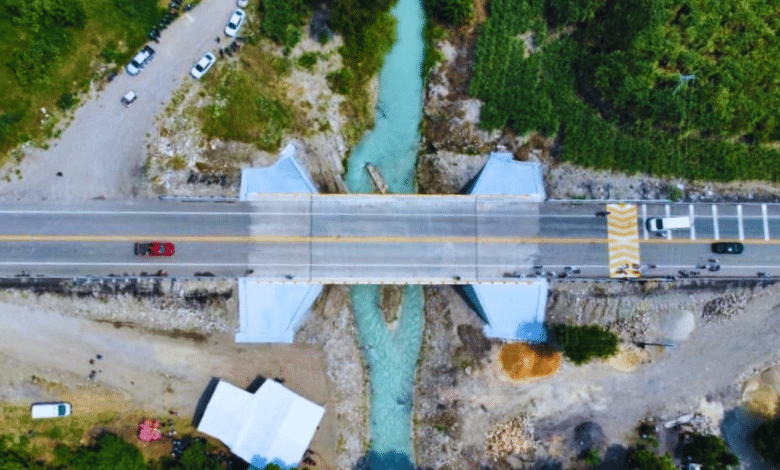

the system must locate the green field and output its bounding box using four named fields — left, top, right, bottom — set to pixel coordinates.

left=0, top=0, right=168, bottom=159
left=469, top=0, right=780, bottom=182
